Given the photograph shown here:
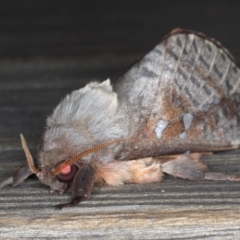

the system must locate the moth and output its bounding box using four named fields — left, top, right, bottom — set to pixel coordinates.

left=1, top=28, right=240, bottom=209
